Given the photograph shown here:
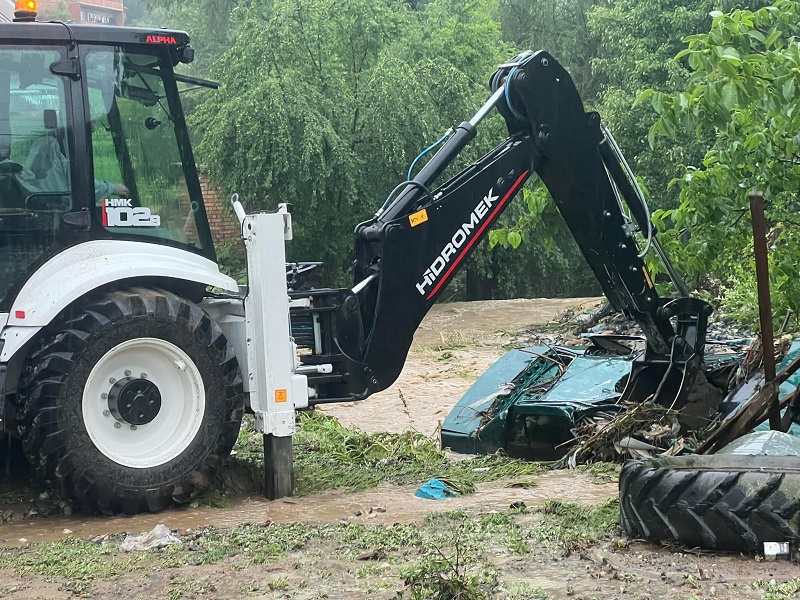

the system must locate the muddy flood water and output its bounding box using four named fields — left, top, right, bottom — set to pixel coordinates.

left=0, top=472, right=616, bottom=547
